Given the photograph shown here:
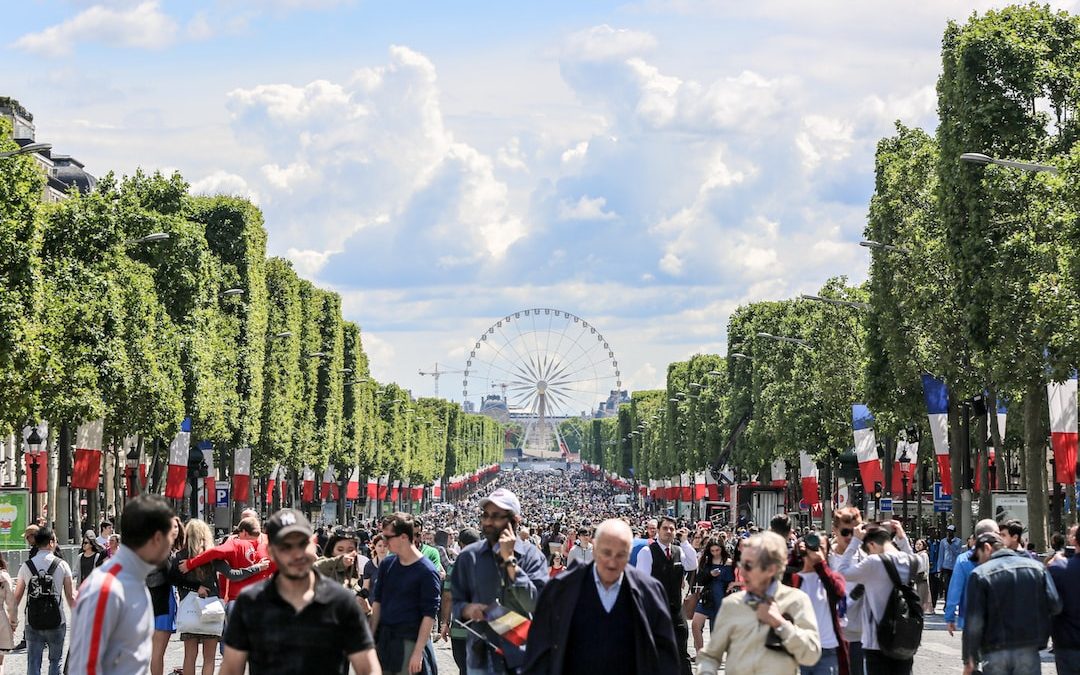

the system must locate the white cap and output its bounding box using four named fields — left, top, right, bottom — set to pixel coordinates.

left=479, top=488, right=521, bottom=516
